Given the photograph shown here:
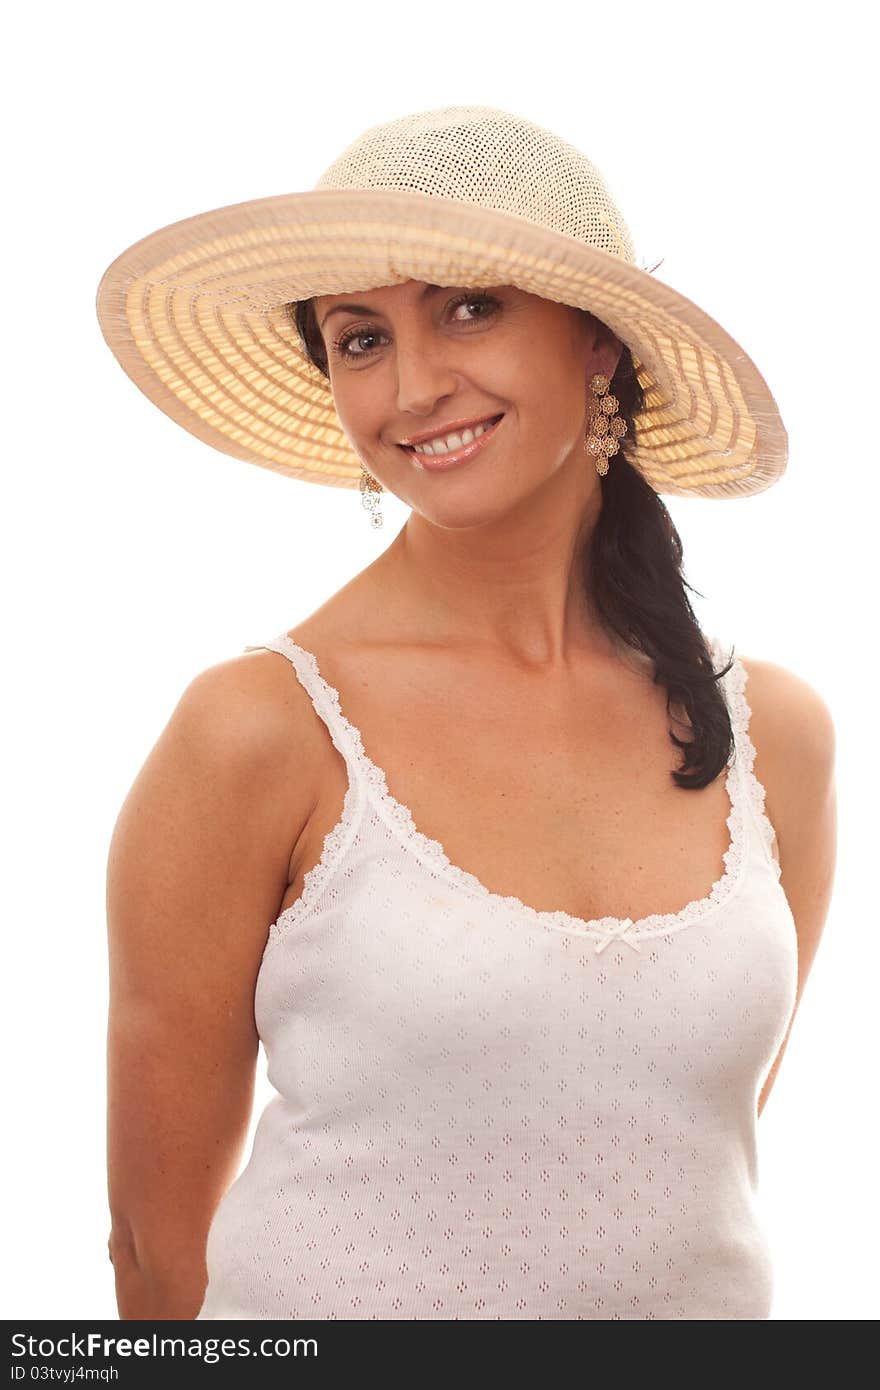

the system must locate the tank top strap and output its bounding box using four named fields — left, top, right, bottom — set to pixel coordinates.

left=244, top=633, right=367, bottom=789
left=709, top=634, right=782, bottom=879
